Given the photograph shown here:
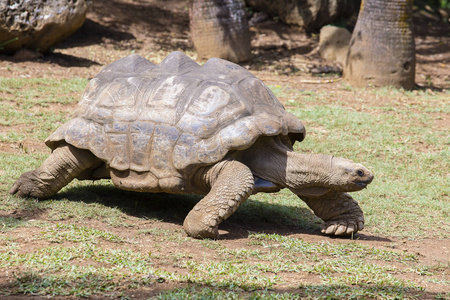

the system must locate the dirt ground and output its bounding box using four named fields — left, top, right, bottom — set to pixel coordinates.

left=0, top=0, right=449, bottom=297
